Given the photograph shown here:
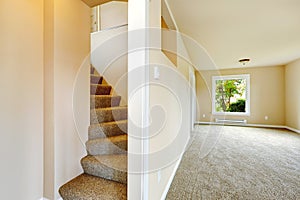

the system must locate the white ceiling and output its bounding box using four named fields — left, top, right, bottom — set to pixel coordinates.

left=167, top=0, right=300, bottom=69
